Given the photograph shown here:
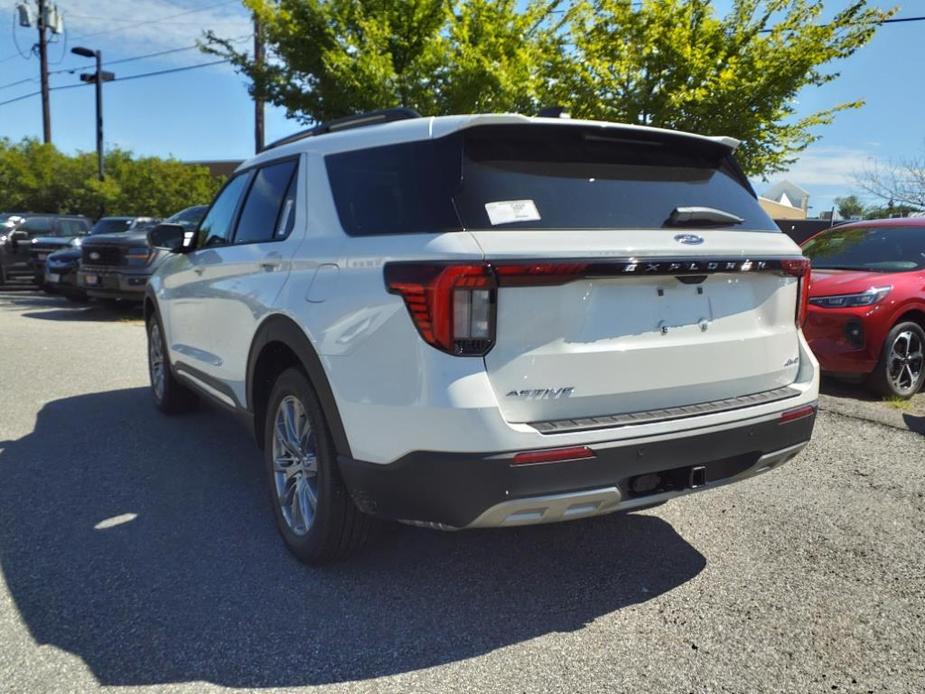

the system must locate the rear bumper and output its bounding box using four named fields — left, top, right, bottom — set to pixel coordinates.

left=338, top=406, right=816, bottom=529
